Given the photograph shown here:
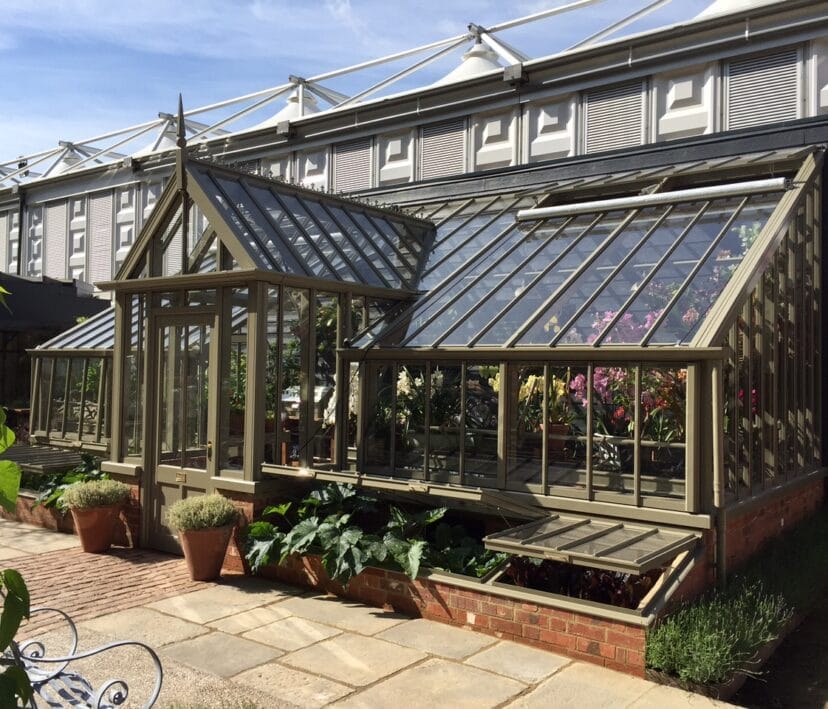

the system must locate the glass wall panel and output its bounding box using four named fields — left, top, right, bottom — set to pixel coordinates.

left=311, top=293, right=337, bottom=465
left=125, top=294, right=146, bottom=457
left=80, top=358, right=102, bottom=440
left=591, top=366, right=635, bottom=495
left=464, top=364, right=499, bottom=486
left=394, top=364, right=426, bottom=478
left=508, top=366, right=544, bottom=488
left=63, top=359, right=84, bottom=436
left=222, top=288, right=248, bottom=470
left=36, top=357, right=53, bottom=433
left=364, top=364, right=392, bottom=468
left=280, top=288, right=306, bottom=466
left=640, top=367, right=686, bottom=499
left=427, top=364, right=462, bottom=483
left=264, top=288, right=280, bottom=465
left=548, top=366, right=588, bottom=489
